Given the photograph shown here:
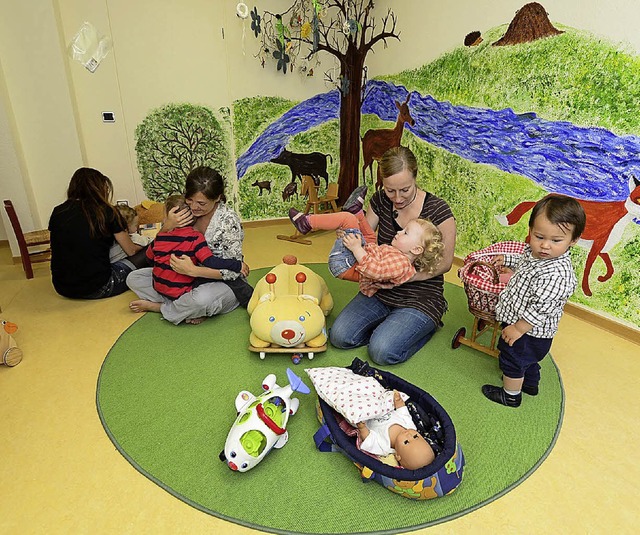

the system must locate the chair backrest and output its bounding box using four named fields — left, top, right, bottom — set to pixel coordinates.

left=3, top=200, right=28, bottom=252
left=3, top=199, right=51, bottom=279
